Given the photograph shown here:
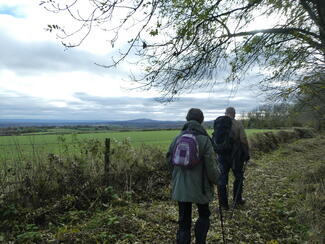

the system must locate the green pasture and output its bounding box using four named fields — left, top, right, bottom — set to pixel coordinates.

left=0, top=128, right=275, bottom=147
left=0, top=129, right=276, bottom=162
